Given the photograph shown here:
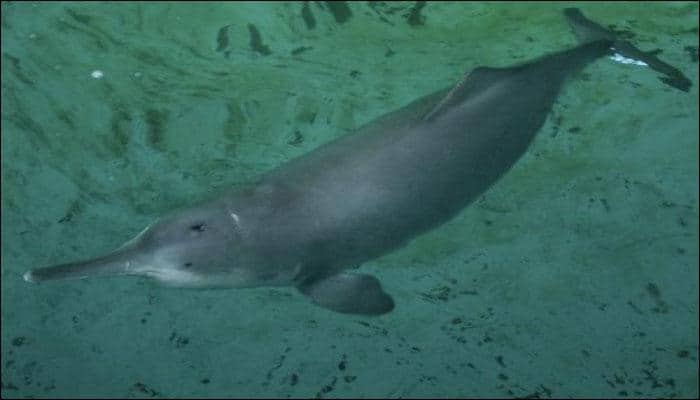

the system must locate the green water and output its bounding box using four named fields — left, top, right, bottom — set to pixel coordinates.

left=1, top=1, right=698, bottom=398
